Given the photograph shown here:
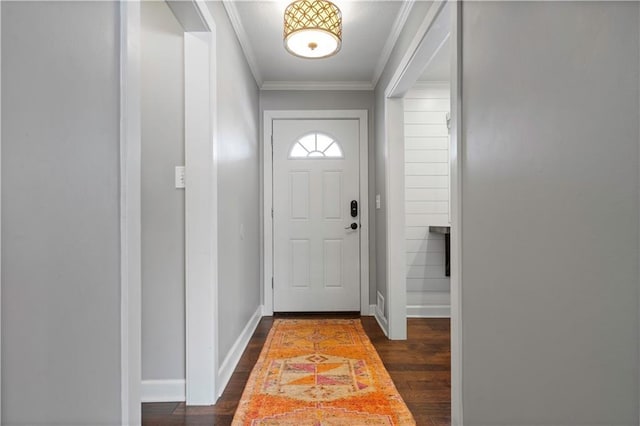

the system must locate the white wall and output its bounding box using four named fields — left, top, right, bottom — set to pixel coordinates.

left=141, top=0, right=186, bottom=383
left=404, top=83, right=450, bottom=226
left=205, top=1, right=261, bottom=363
left=403, top=83, right=450, bottom=316
left=461, top=2, right=639, bottom=424
left=260, top=90, right=376, bottom=305
left=1, top=1, right=122, bottom=424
